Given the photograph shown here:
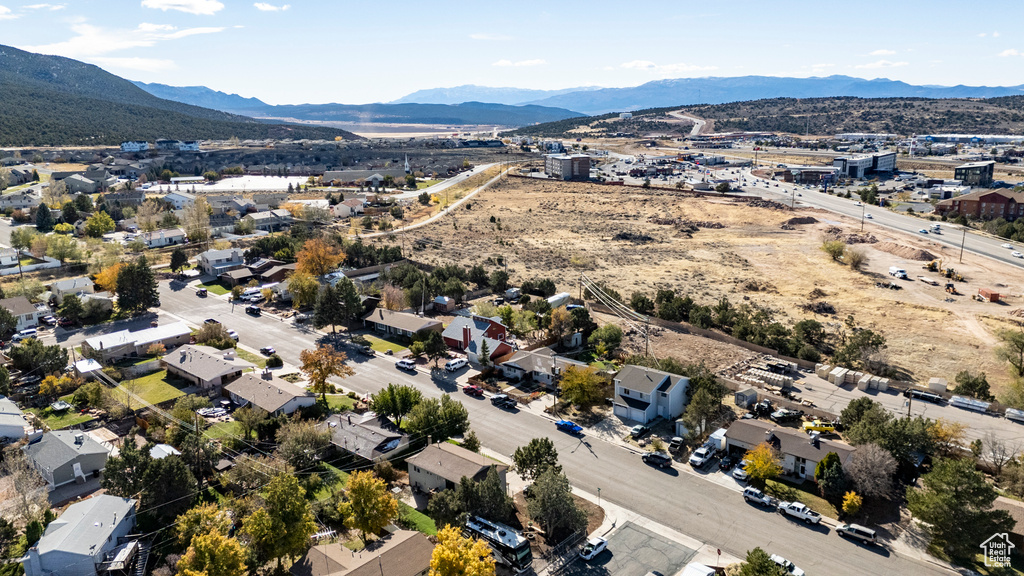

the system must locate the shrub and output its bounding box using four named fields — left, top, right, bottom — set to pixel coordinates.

left=266, top=354, right=283, bottom=368
left=845, top=247, right=866, bottom=270
left=798, top=344, right=821, bottom=362
left=821, top=240, right=845, bottom=261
